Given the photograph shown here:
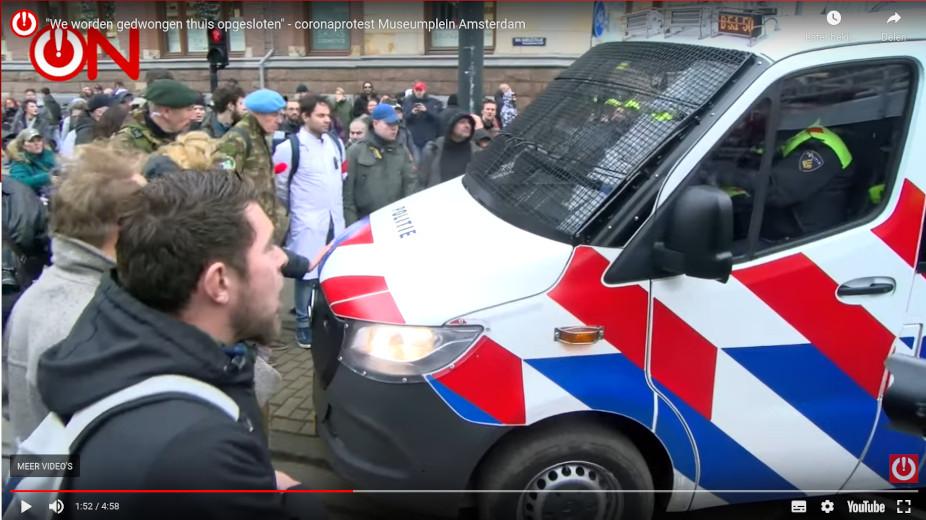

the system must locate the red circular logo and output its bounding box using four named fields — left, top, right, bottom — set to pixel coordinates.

left=29, top=25, right=87, bottom=82
left=10, top=9, right=38, bottom=38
